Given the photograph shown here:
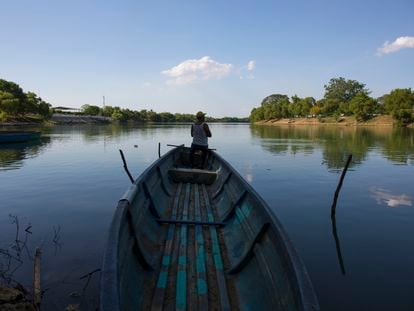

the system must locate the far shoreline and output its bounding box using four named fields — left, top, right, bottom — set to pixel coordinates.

left=253, top=115, right=414, bottom=127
